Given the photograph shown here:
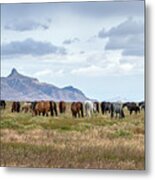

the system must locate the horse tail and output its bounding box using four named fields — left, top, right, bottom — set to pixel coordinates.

left=59, top=102, right=62, bottom=113
left=110, top=103, right=114, bottom=118
left=54, top=102, right=58, bottom=116
left=121, top=109, right=125, bottom=118
left=81, top=103, right=84, bottom=117
left=101, top=102, right=104, bottom=114
left=138, top=106, right=140, bottom=113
